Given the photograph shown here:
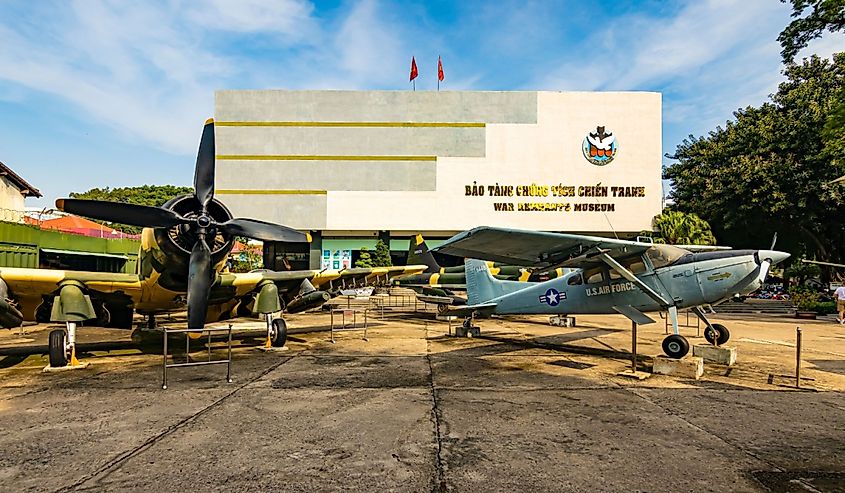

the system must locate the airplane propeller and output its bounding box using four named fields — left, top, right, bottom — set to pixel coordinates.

left=56, top=119, right=310, bottom=329
left=756, top=233, right=779, bottom=284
